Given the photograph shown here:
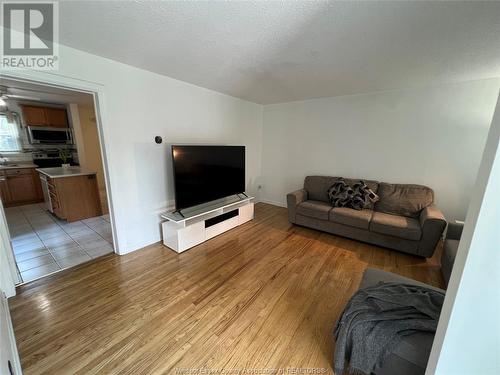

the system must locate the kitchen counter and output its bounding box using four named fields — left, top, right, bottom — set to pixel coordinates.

left=36, top=167, right=97, bottom=179
left=0, top=163, right=38, bottom=170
